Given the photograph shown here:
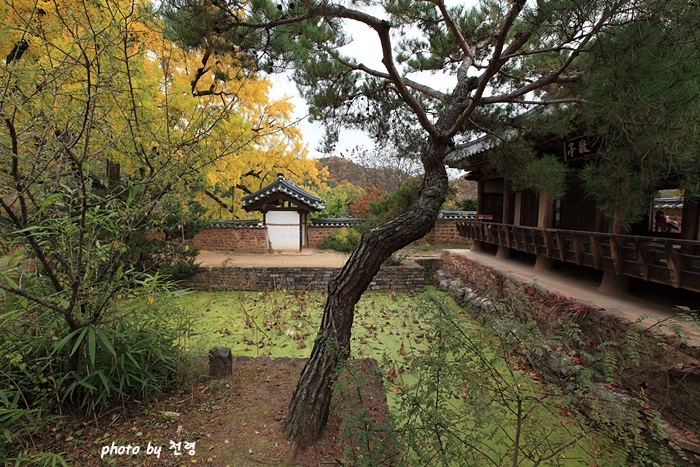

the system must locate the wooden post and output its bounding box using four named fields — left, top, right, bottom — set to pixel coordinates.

left=502, top=179, right=512, bottom=225
left=477, top=180, right=484, bottom=217
left=532, top=229, right=540, bottom=255
left=556, top=232, right=566, bottom=262
left=635, top=237, right=652, bottom=280
left=573, top=234, right=583, bottom=265
left=665, top=241, right=683, bottom=289
left=541, top=194, right=555, bottom=229
left=590, top=234, right=602, bottom=270
left=609, top=235, right=622, bottom=275
left=209, top=347, right=233, bottom=377
left=681, top=199, right=700, bottom=255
